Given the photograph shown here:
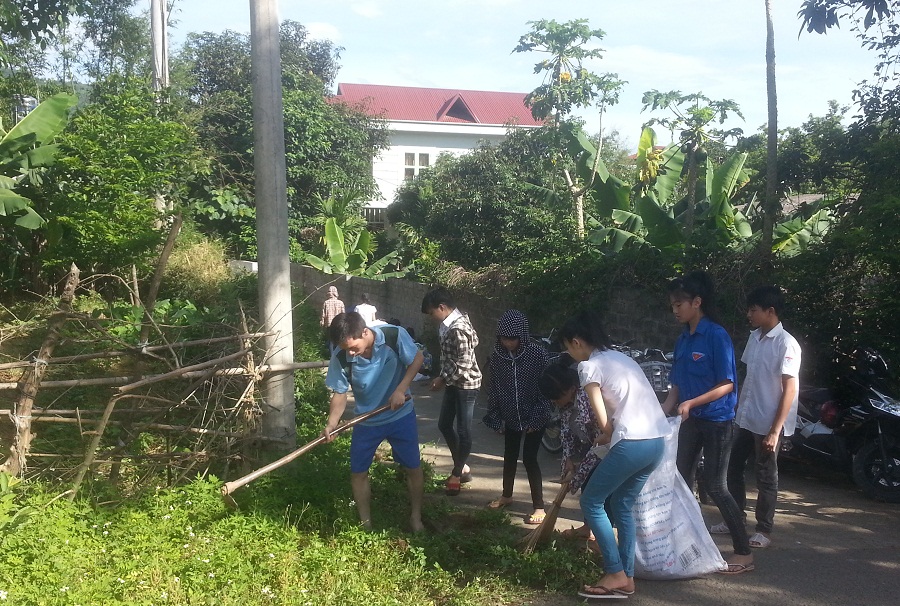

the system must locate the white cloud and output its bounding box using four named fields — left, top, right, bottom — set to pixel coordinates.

left=351, top=2, right=383, bottom=19
left=306, top=22, right=341, bottom=43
